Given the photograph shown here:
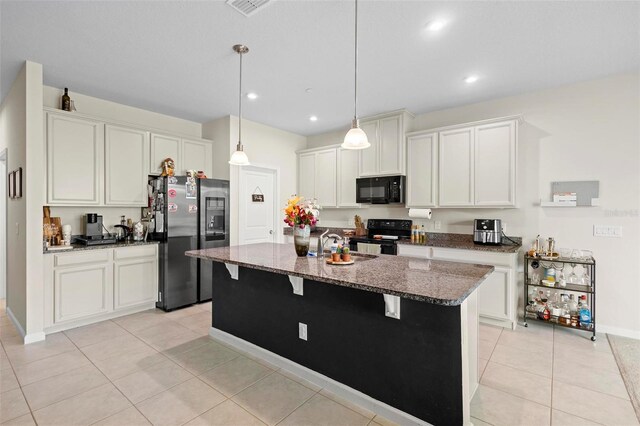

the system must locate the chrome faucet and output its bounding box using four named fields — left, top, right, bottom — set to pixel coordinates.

left=320, top=233, right=343, bottom=255
left=317, top=230, right=329, bottom=255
